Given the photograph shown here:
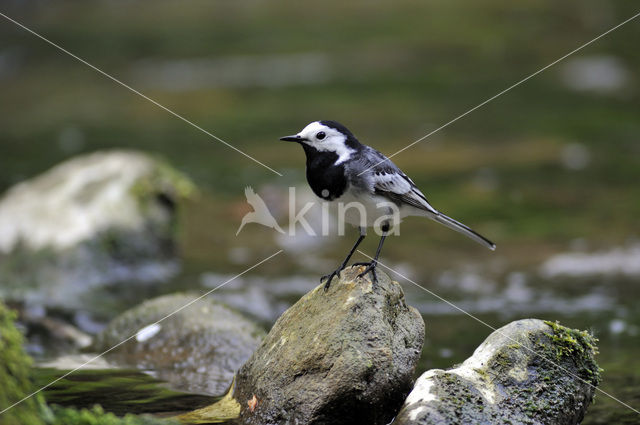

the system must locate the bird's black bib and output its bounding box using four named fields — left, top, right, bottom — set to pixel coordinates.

left=302, top=144, right=348, bottom=201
